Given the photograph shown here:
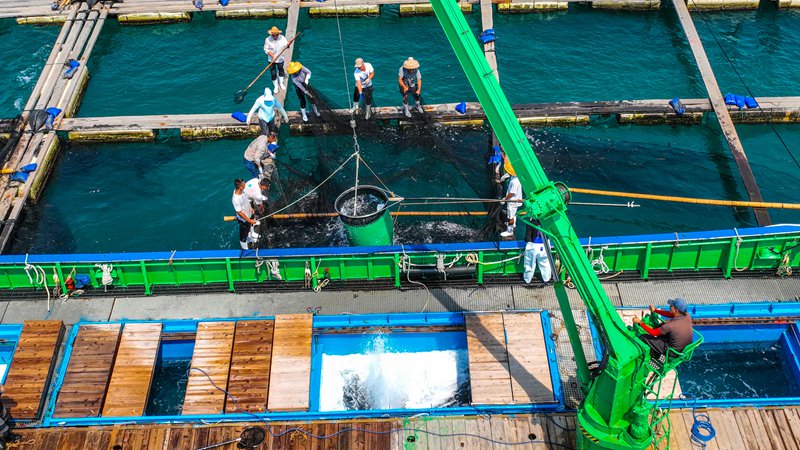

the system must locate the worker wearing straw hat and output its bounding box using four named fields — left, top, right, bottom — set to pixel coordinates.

left=287, top=61, right=320, bottom=122
left=353, top=58, right=375, bottom=119
left=398, top=57, right=423, bottom=118
left=264, top=26, right=289, bottom=94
